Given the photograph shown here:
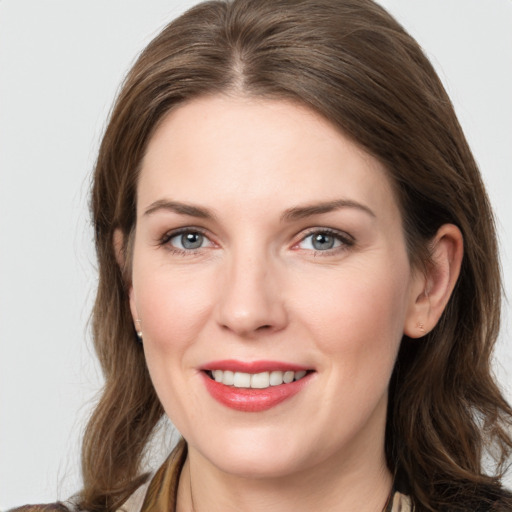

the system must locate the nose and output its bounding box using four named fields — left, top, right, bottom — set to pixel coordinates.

left=215, top=249, right=288, bottom=337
